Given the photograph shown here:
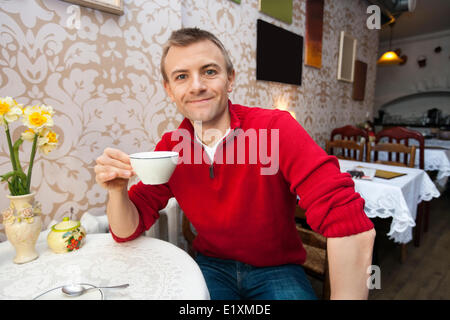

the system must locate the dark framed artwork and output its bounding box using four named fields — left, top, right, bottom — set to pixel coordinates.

left=352, top=60, right=368, bottom=101
left=256, top=20, right=303, bottom=86
left=305, top=0, right=324, bottom=68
